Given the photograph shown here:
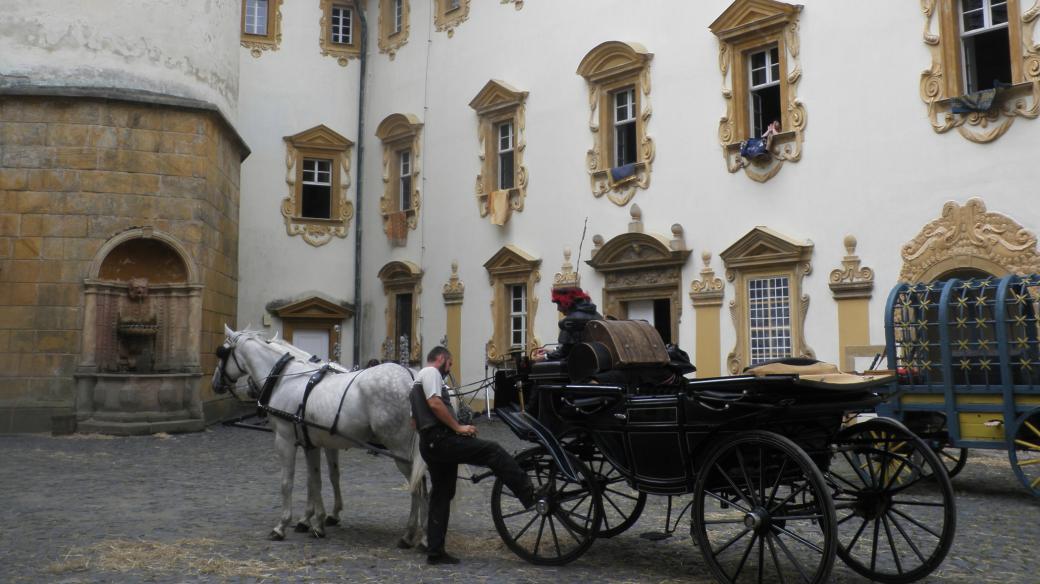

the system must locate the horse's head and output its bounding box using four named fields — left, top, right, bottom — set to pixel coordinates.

left=212, top=325, right=260, bottom=400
